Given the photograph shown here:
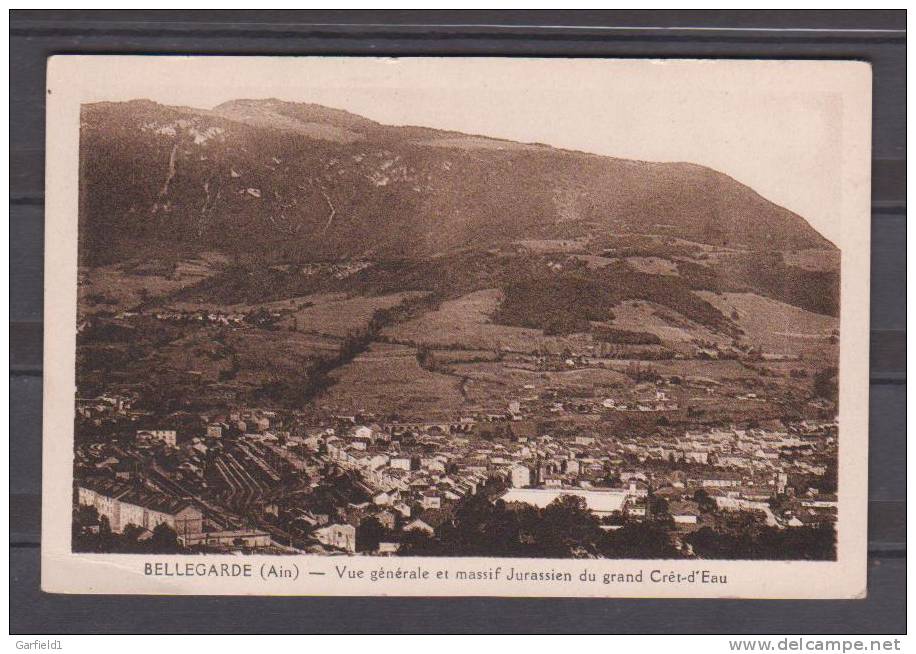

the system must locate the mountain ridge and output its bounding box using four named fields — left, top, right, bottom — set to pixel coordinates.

left=79, top=98, right=836, bottom=270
